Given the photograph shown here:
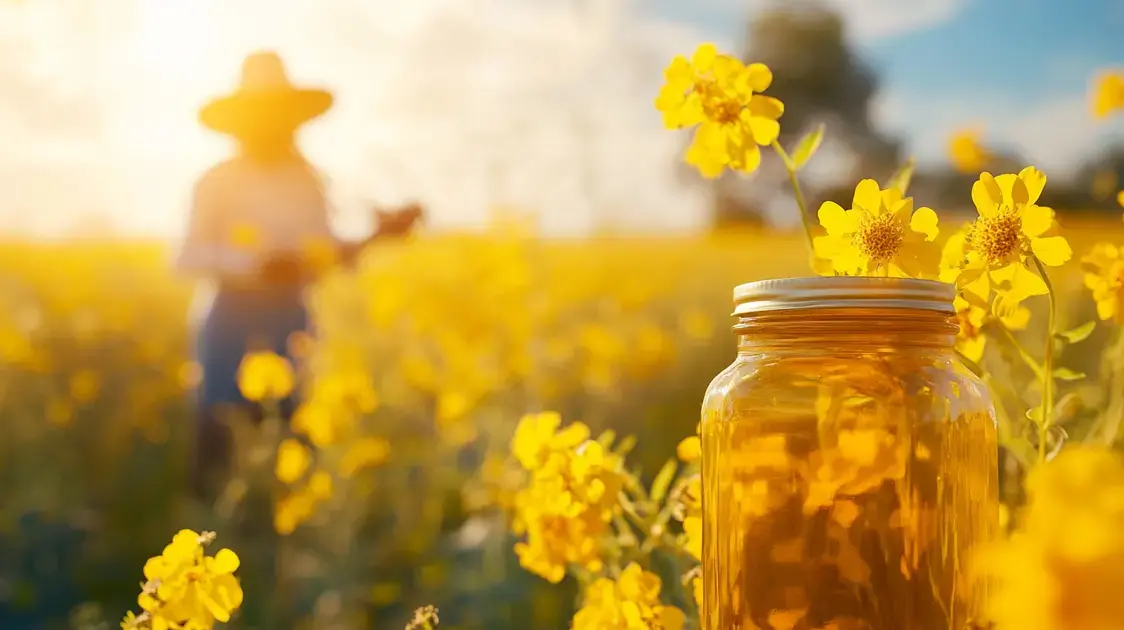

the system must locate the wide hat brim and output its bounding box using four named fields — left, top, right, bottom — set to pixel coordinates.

left=199, top=87, right=334, bottom=136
